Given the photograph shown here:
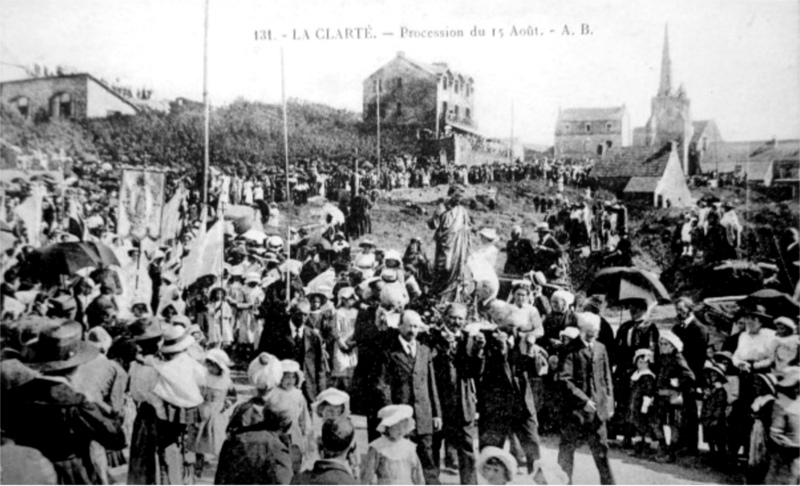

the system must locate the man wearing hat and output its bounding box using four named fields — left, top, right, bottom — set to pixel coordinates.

left=504, top=225, right=536, bottom=276
left=557, top=313, right=615, bottom=484
left=7, top=322, right=126, bottom=484
left=377, top=310, right=442, bottom=484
